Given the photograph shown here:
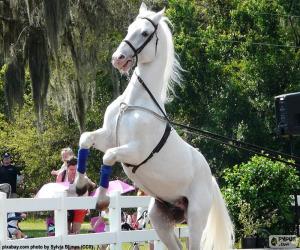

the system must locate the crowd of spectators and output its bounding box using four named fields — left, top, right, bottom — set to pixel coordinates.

left=0, top=148, right=152, bottom=247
